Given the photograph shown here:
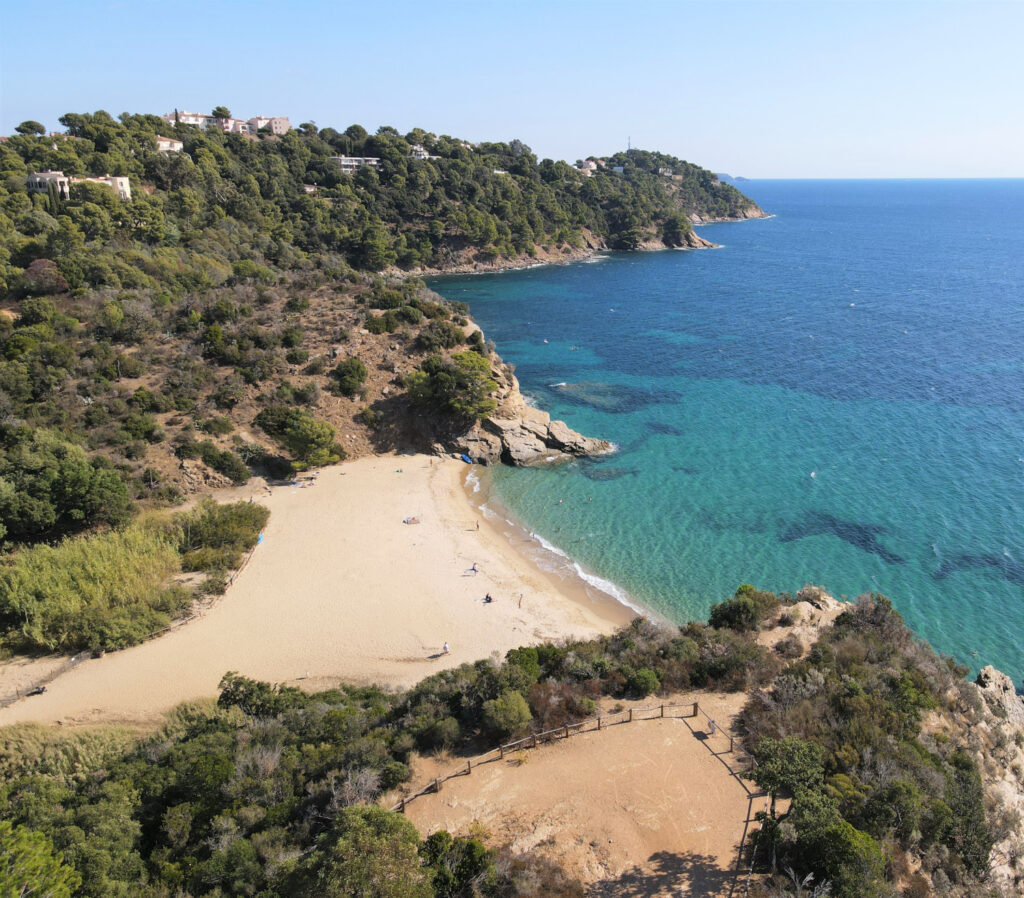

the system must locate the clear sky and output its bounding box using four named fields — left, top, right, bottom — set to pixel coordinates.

left=1, top=0, right=1021, bottom=177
